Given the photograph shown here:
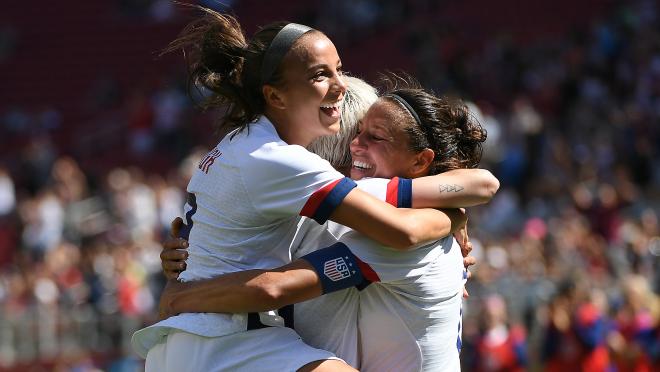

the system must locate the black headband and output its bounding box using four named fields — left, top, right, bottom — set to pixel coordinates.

left=386, top=93, right=422, bottom=127
left=260, top=23, right=313, bottom=85
left=386, top=93, right=438, bottom=154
